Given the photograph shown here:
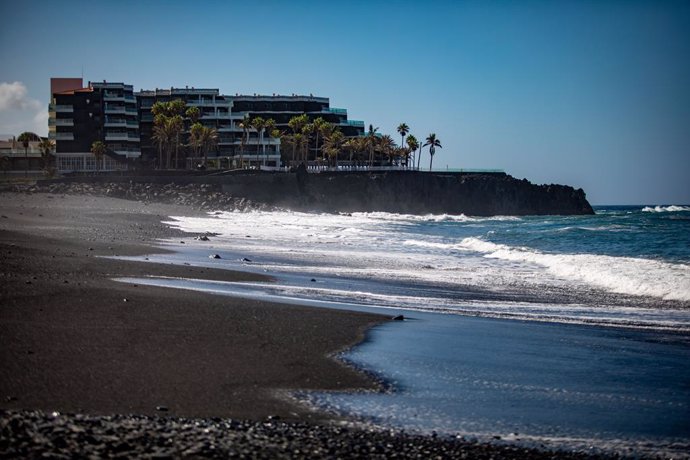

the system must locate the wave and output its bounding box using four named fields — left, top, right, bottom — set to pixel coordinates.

left=351, top=212, right=521, bottom=223
left=642, top=205, right=690, bottom=213
left=458, top=238, right=690, bottom=302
